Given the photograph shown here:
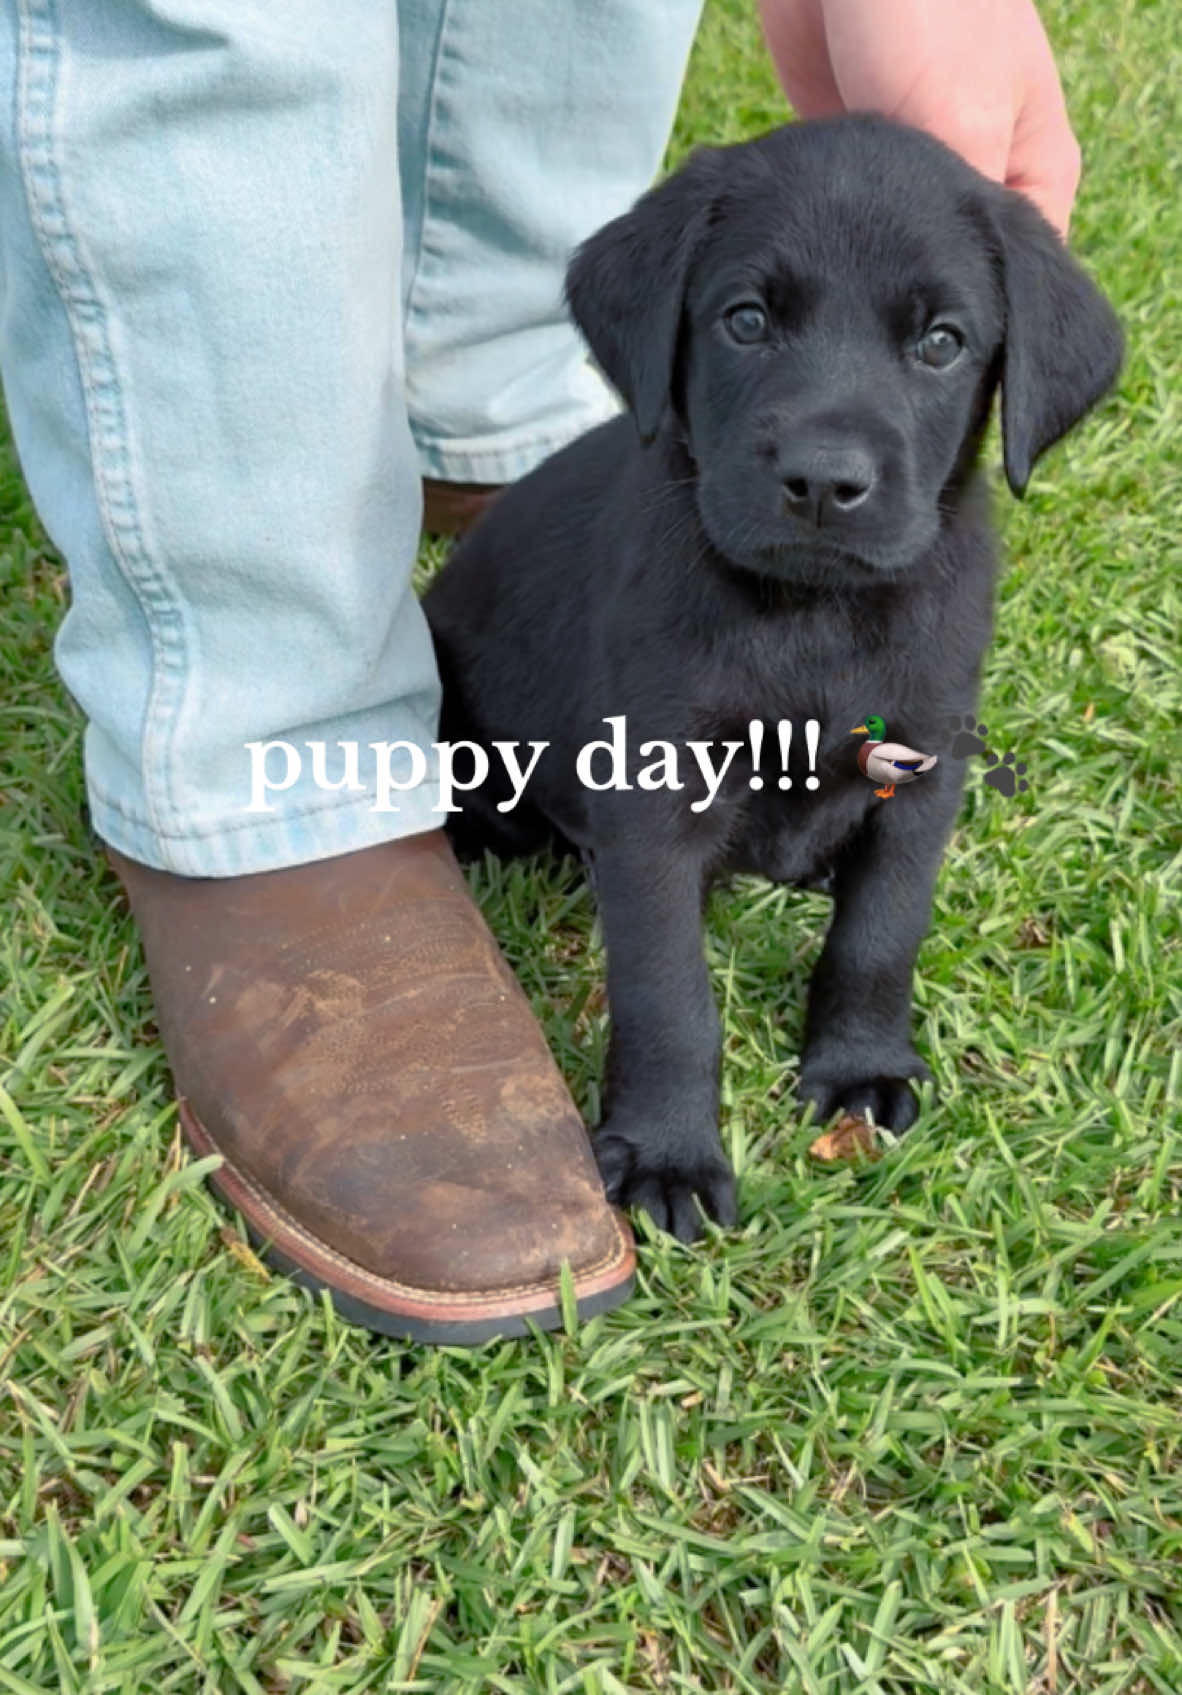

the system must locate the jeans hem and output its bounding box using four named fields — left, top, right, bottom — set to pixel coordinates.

left=89, top=781, right=448, bottom=878
left=412, top=394, right=624, bottom=484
